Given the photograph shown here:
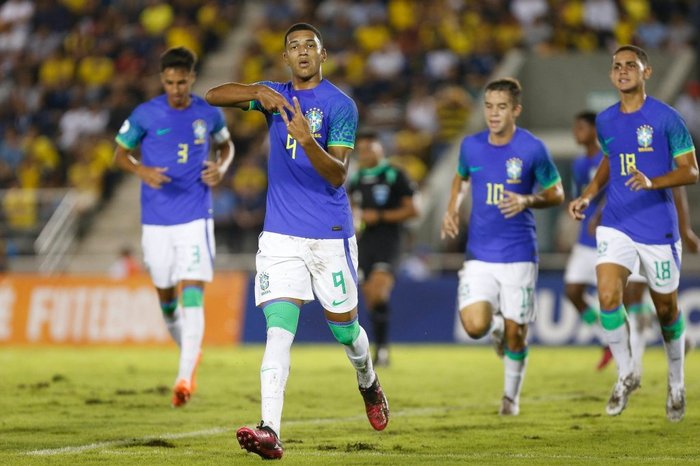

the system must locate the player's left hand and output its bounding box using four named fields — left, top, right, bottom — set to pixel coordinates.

left=682, top=229, right=700, bottom=254
left=625, top=169, right=653, bottom=191
left=201, top=160, right=225, bottom=186
left=280, top=96, right=312, bottom=145
left=498, top=191, right=529, bottom=219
